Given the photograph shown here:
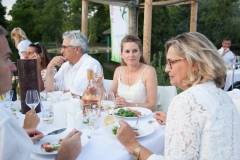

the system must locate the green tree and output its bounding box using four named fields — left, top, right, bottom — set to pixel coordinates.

left=0, top=0, right=7, bottom=28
